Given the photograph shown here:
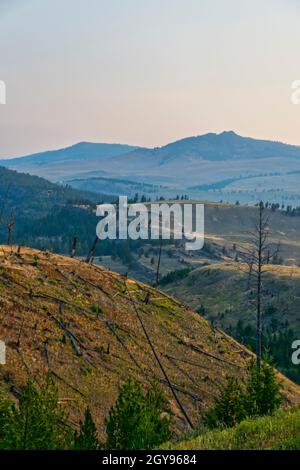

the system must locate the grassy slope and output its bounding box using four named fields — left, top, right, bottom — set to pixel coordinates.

left=0, top=246, right=299, bottom=438
left=163, top=262, right=300, bottom=336
left=161, top=407, right=300, bottom=450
